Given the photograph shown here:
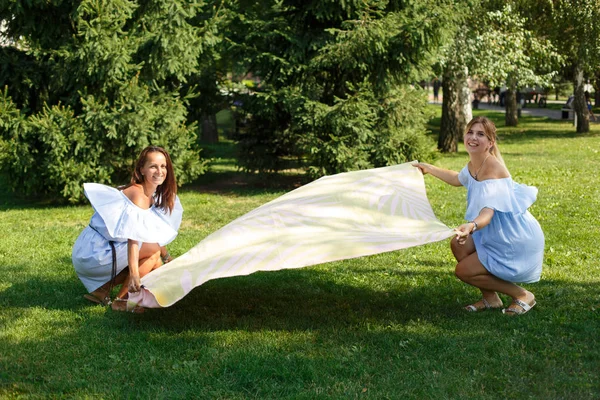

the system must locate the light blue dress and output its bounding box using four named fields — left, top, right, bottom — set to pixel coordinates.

left=458, top=166, right=544, bottom=283
left=72, top=183, right=183, bottom=292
